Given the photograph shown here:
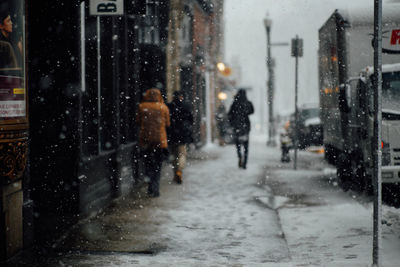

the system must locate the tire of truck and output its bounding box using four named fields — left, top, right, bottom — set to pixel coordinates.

left=337, top=151, right=370, bottom=193
left=337, top=151, right=368, bottom=193
left=336, top=153, right=351, bottom=191
left=351, top=153, right=367, bottom=193
left=349, top=151, right=374, bottom=195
